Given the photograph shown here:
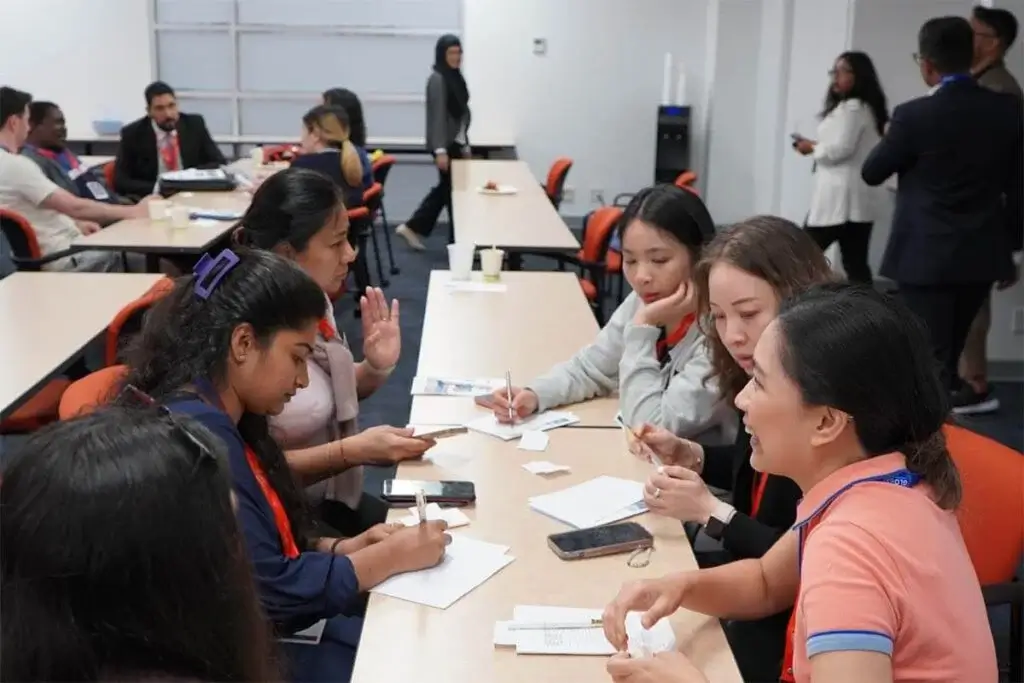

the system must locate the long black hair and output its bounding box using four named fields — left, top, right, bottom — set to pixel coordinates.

left=121, top=248, right=327, bottom=548
left=322, top=88, right=367, bottom=148
left=235, top=167, right=344, bottom=253
left=821, top=51, right=889, bottom=136
left=433, top=34, right=469, bottom=118
left=775, top=283, right=960, bottom=509
left=0, top=408, right=281, bottom=681
left=618, top=183, right=714, bottom=261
